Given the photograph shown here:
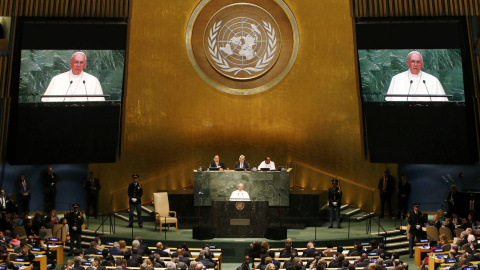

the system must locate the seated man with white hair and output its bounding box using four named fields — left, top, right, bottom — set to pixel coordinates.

left=230, top=183, right=250, bottom=201
left=234, top=155, right=250, bottom=170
